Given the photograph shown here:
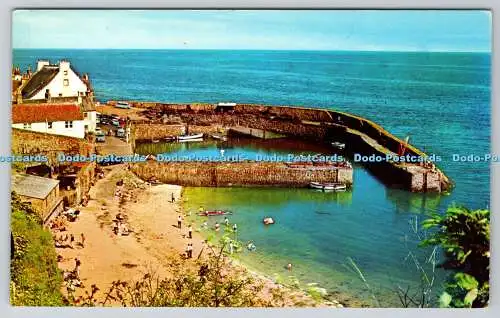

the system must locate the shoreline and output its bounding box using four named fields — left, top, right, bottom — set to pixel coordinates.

left=52, top=163, right=338, bottom=307
left=180, top=191, right=364, bottom=308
